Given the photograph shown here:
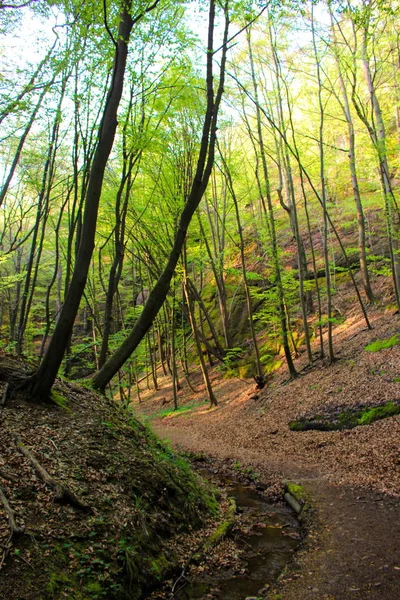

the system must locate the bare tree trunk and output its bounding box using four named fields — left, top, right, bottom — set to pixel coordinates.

left=311, top=5, right=335, bottom=363
left=219, top=148, right=264, bottom=380
left=328, top=3, right=374, bottom=303
left=183, top=252, right=217, bottom=408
